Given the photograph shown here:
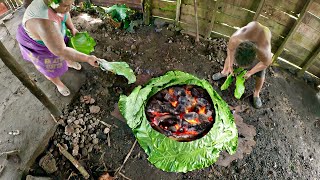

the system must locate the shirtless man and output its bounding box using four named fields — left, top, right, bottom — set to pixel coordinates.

left=212, top=21, right=272, bottom=108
